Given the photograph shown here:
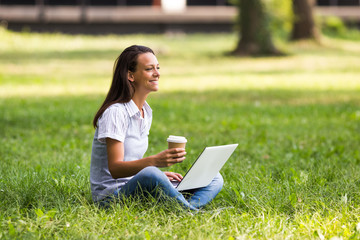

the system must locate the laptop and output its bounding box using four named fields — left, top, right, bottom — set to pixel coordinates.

left=173, top=143, right=238, bottom=191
